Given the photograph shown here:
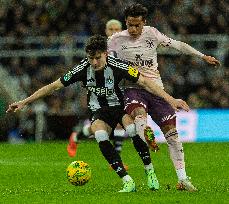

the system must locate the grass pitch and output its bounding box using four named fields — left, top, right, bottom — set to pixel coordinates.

left=0, top=140, right=228, bottom=204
